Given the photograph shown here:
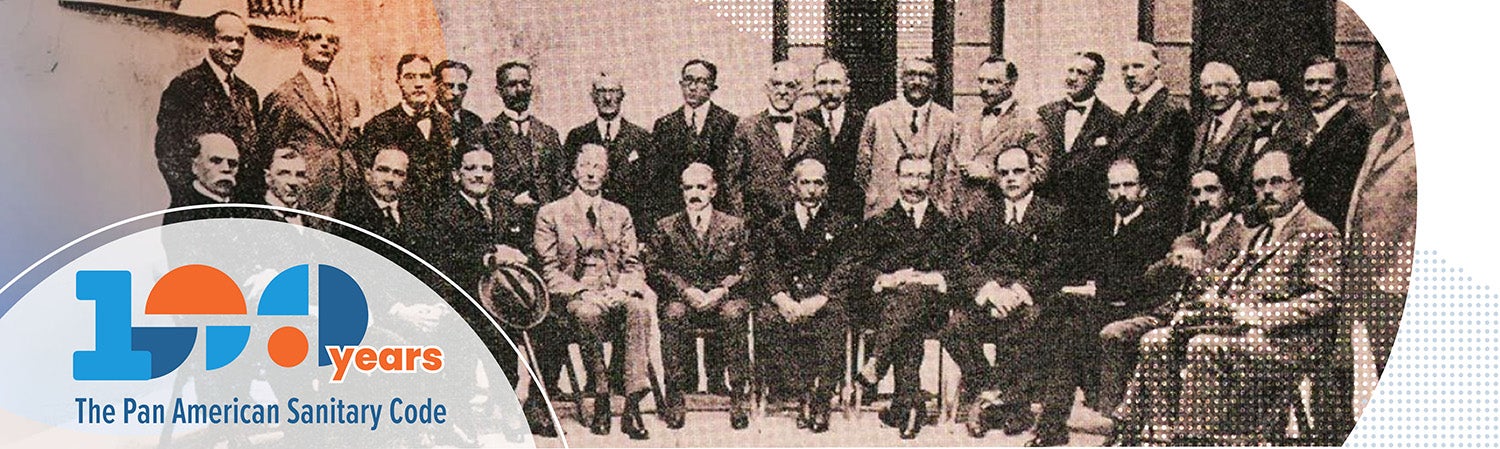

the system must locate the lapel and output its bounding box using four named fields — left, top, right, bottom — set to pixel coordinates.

left=287, top=72, right=341, bottom=142
left=753, top=113, right=783, bottom=155
left=1368, top=124, right=1415, bottom=177
left=1075, top=102, right=1110, bottom=151
left=790, top=119, right=817, bottom=161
